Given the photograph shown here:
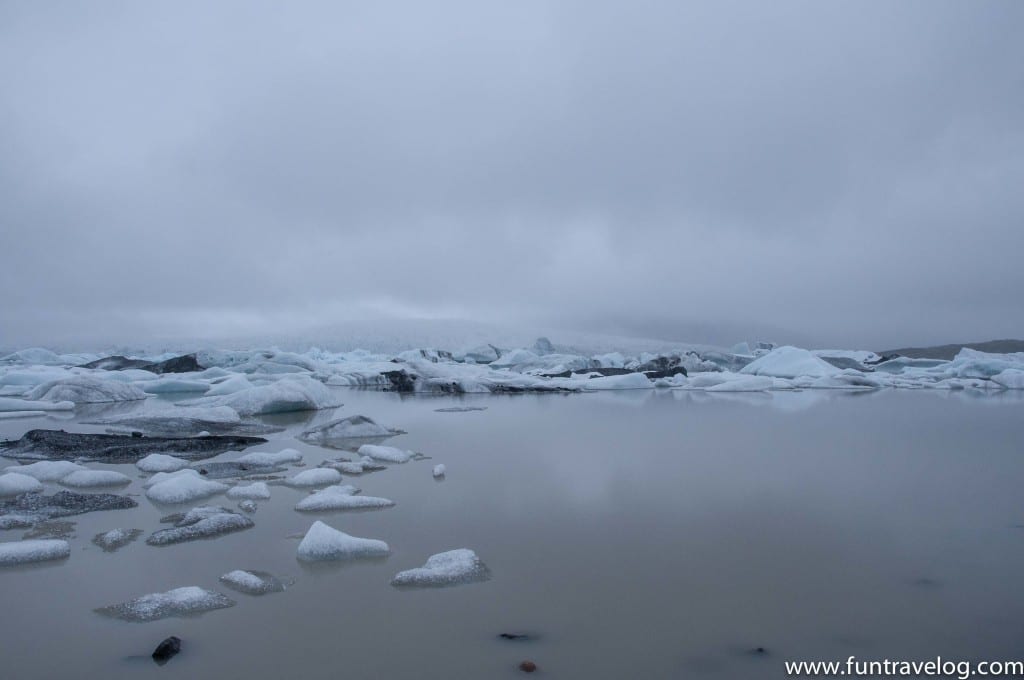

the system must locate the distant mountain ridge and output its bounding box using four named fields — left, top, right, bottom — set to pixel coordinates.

left=879, top=339, right=1024, bottom=360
